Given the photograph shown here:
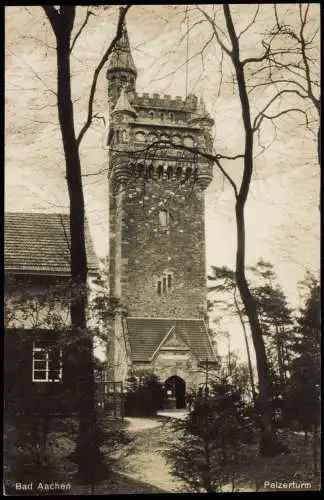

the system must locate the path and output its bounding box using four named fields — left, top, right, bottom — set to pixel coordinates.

left=115, top=414, right=187, bottom=492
